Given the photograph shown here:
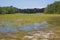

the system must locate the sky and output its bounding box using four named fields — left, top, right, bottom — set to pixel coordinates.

left=0, top=0, right=59, bottom=9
